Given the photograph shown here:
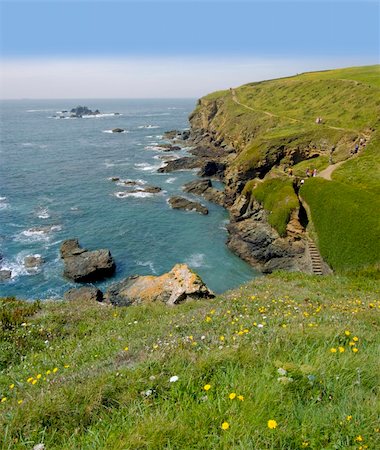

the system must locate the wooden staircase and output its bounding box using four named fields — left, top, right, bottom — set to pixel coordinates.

left=308, top=239, right=324, bottom=275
